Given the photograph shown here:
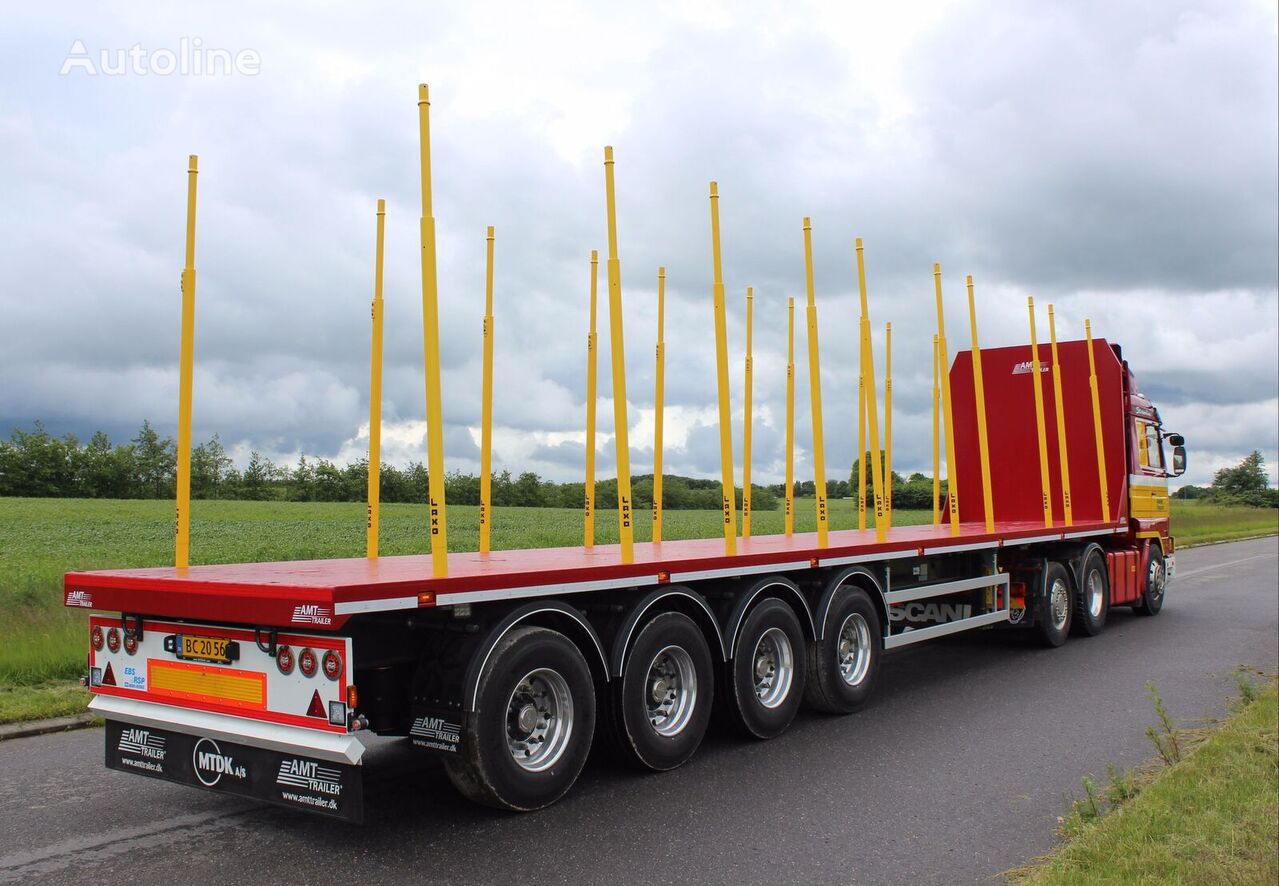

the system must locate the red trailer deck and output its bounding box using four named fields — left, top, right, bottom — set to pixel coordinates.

left=65, top=517, right=1125, bottom=631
